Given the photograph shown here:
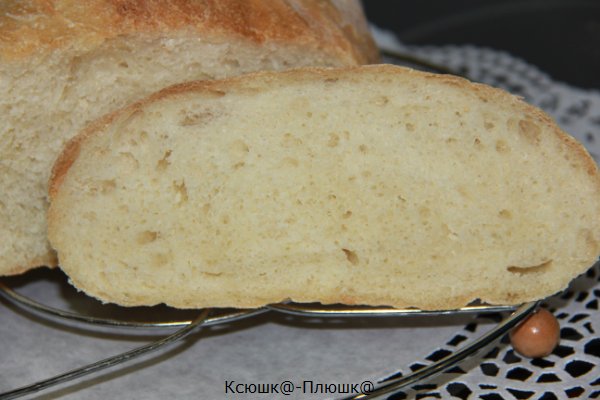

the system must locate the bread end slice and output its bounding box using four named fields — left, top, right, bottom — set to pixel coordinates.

left=48, top=65, right=600, bottom=309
